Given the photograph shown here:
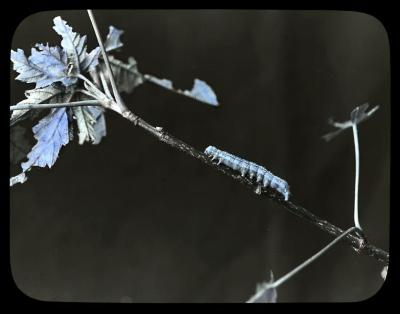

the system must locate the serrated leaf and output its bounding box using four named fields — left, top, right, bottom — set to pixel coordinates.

left=145, top=75, right=219, bottom=106
left=10, top=125, right=30, bottom=164
left=11, top=45, right=74, bottom=88
left=247, top=272, right=277, bottom=303
left=11, top=84, right=73, bottom=126
left=21, top=107, right=70, bottom=171
left=104, top=26, right=124, bottom=52
left=10, top=173, right=27, bottom=187
left=73, top=102, right=106, bottom=145
left=52, top=16, right=100, bottom=74
left=101, top=55, right=144, bottom=93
